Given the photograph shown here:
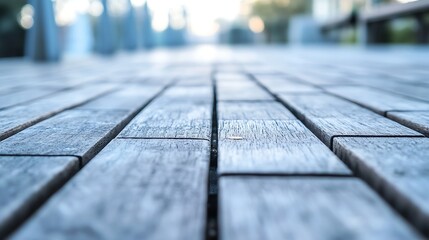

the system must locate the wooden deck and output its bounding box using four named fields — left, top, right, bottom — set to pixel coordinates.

left=1, top=46, right=429, bottom=239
